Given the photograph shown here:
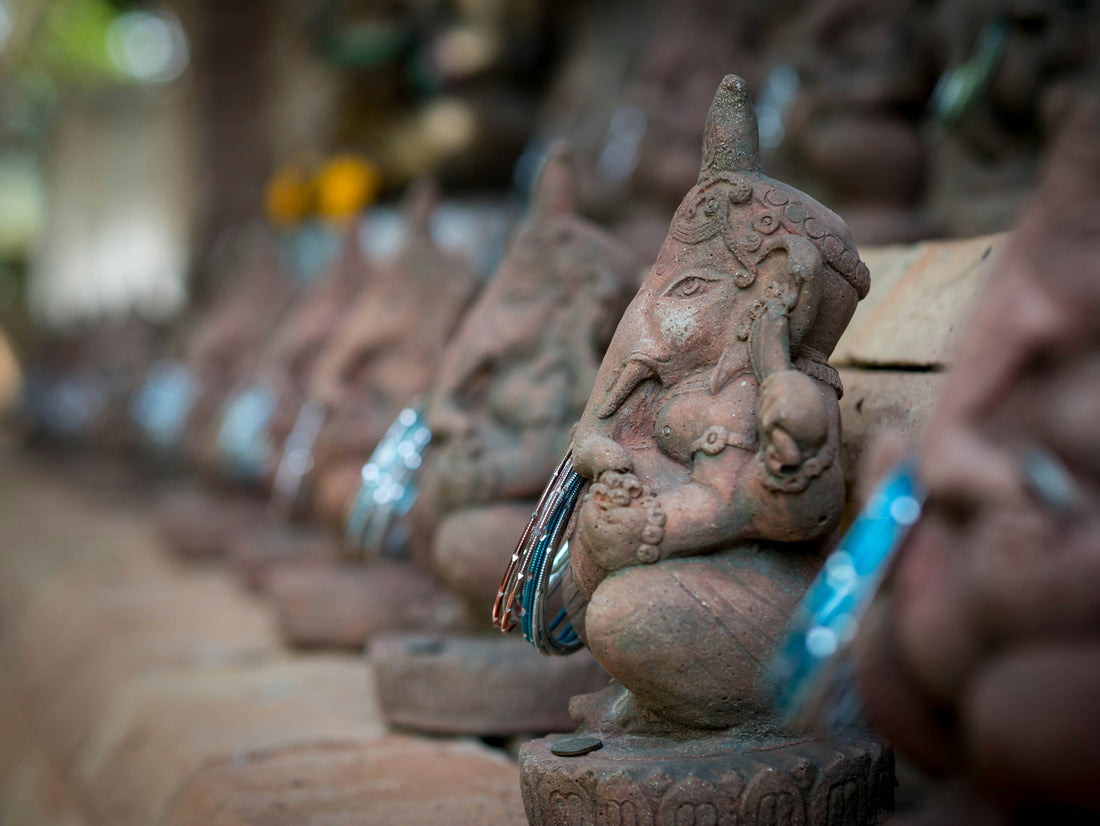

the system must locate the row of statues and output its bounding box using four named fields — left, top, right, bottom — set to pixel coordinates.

left=13, top=0, right=1100, bottom=810
left=128, top=74, right=893, bottom=823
